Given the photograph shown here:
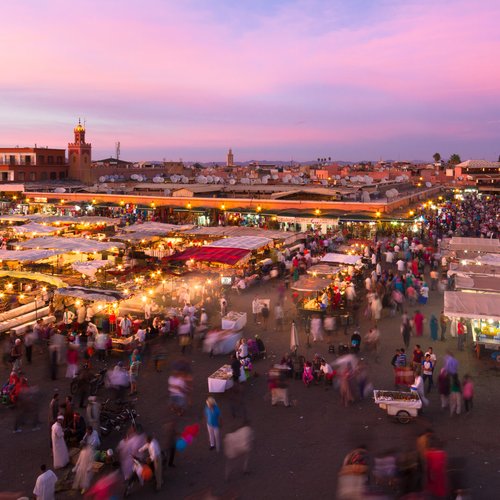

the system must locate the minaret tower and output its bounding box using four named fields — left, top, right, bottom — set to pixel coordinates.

left=226, top=148, right=234, bottom=167
left=68, top=119, right=92, bottom=183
